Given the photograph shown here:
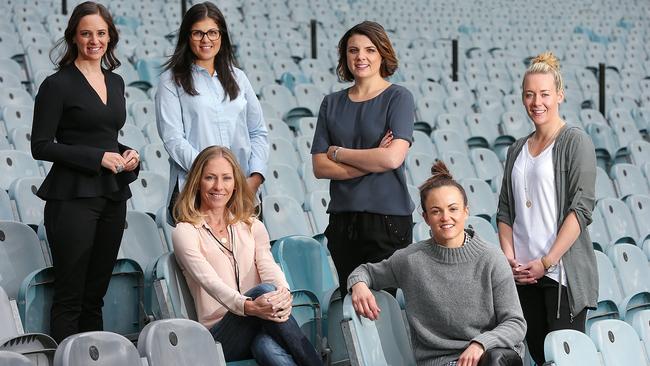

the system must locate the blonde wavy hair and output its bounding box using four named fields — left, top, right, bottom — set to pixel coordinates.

left=173, top=146, right=256, bottom=226
left=522, top=51, right=564, bottom=94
